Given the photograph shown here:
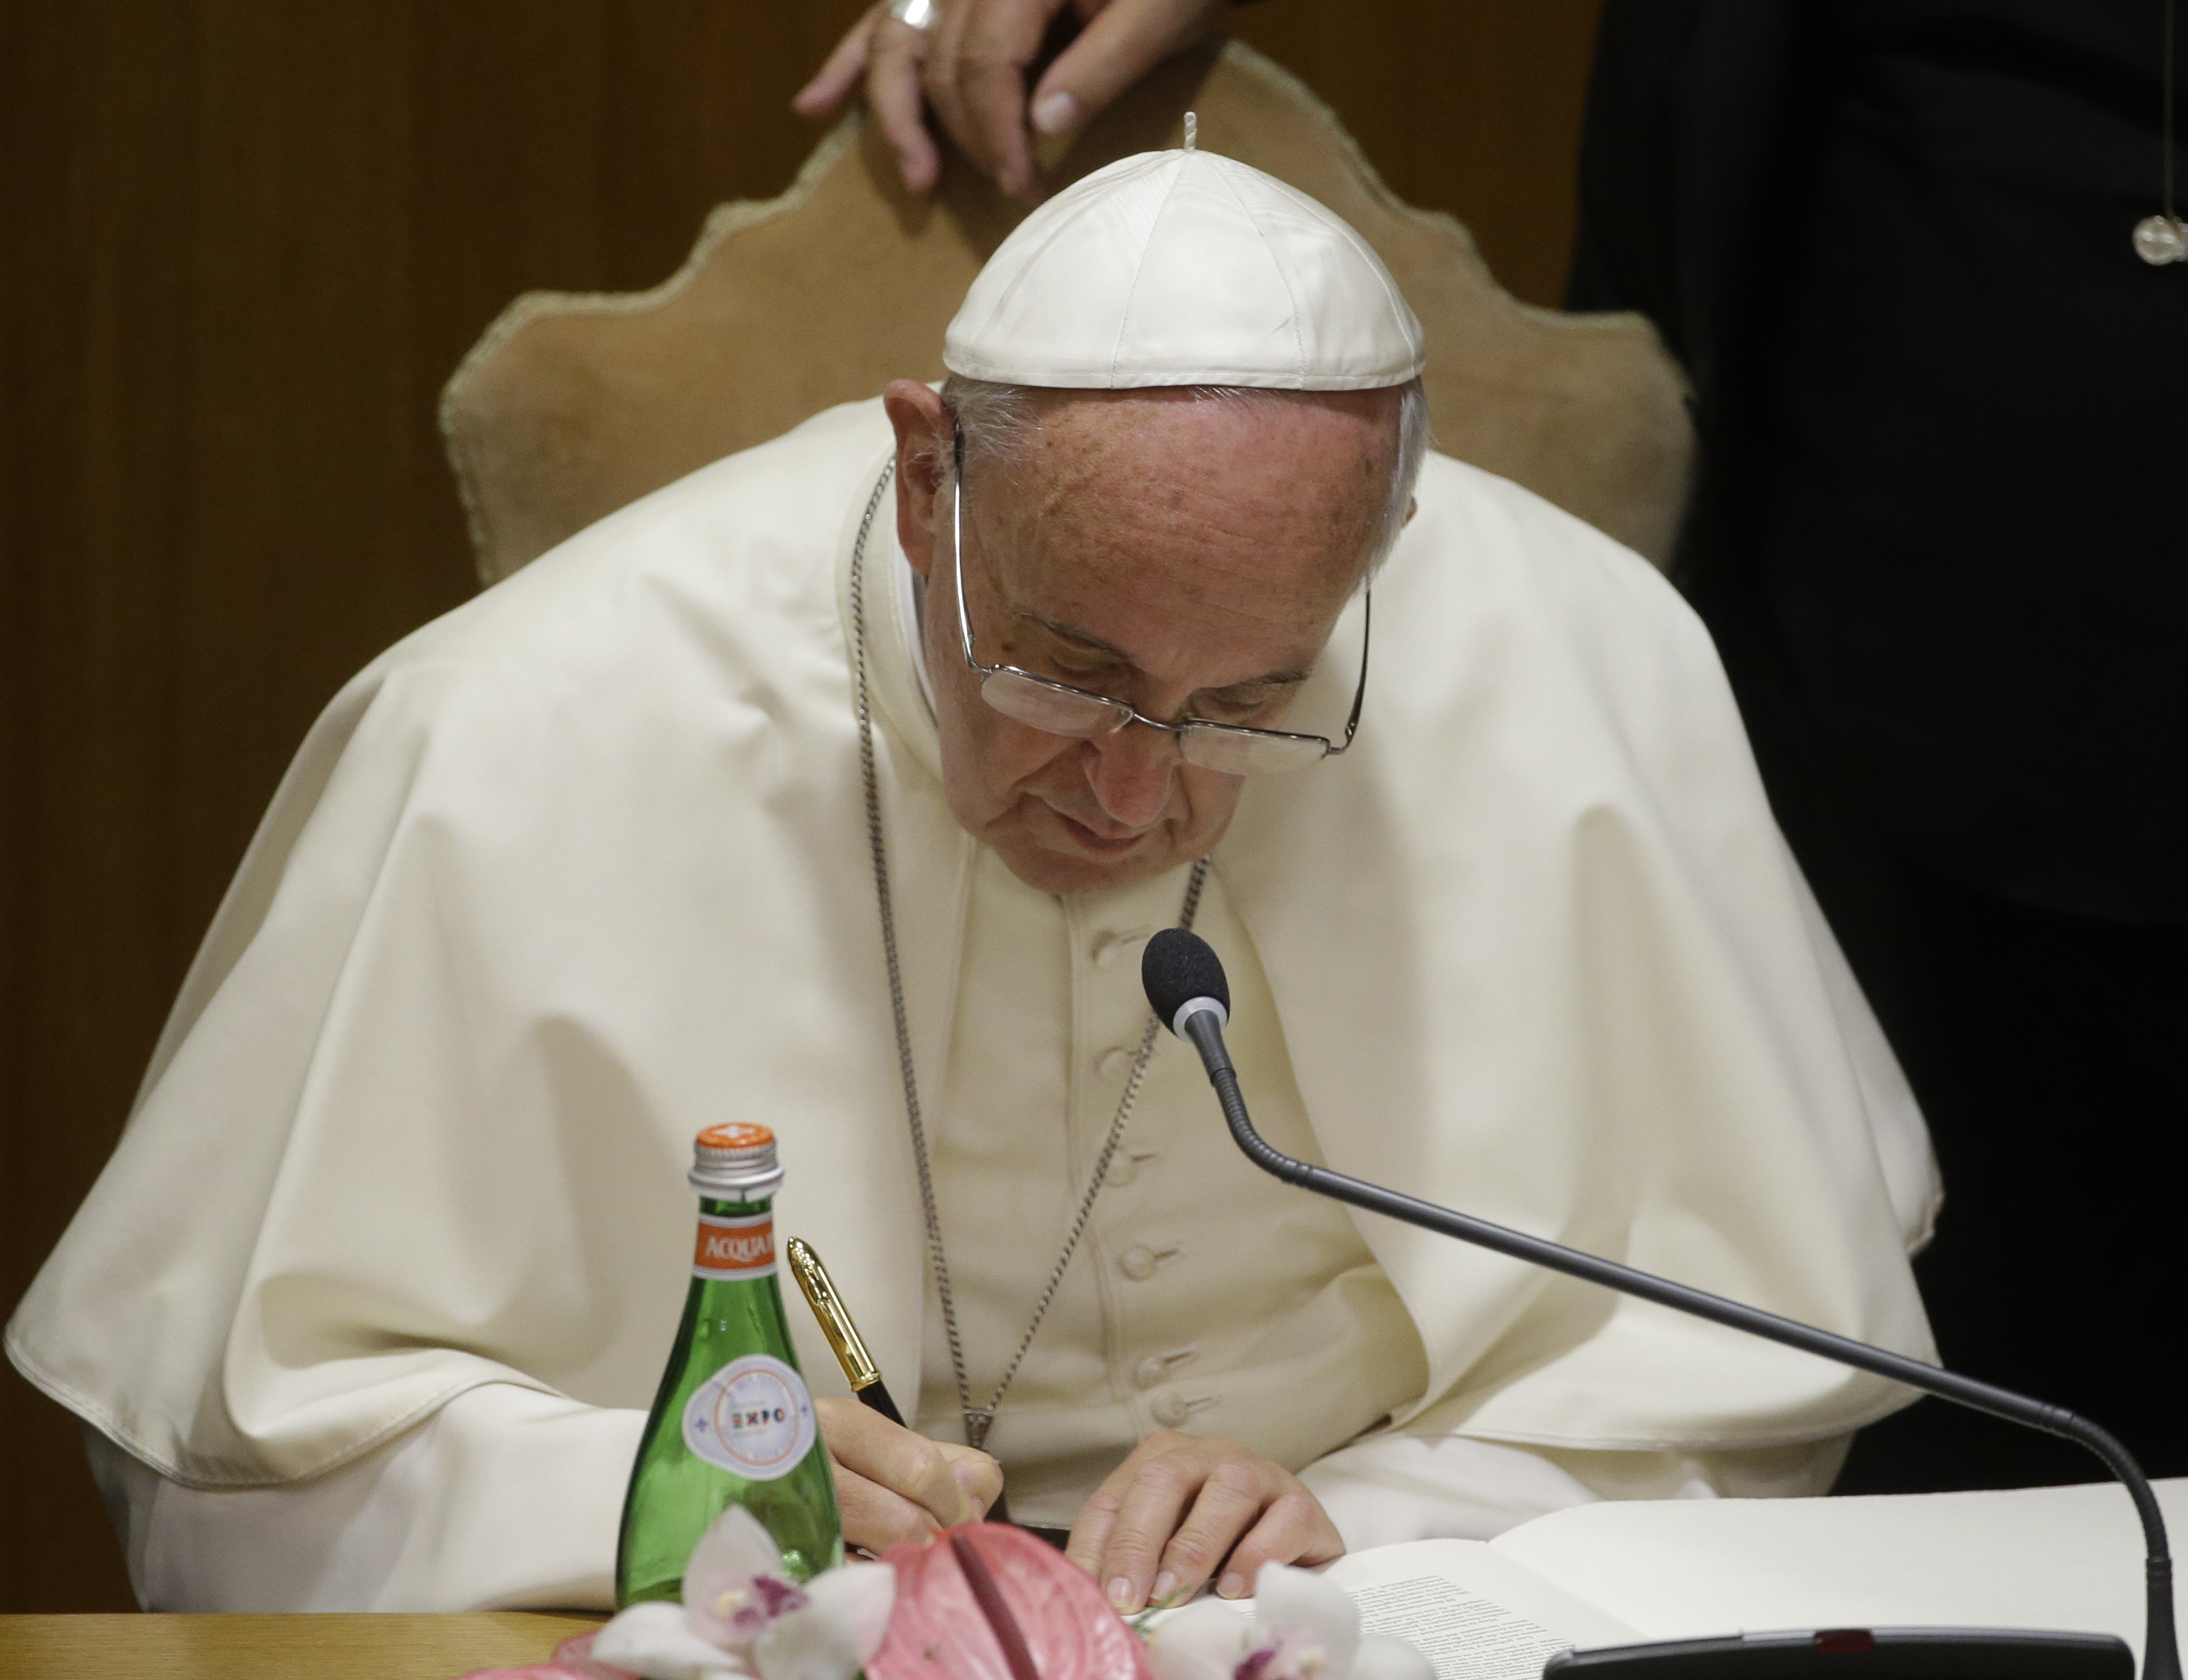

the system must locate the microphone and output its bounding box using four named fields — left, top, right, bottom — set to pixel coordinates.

left=1141, top=927, right=2180, bottom=1680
